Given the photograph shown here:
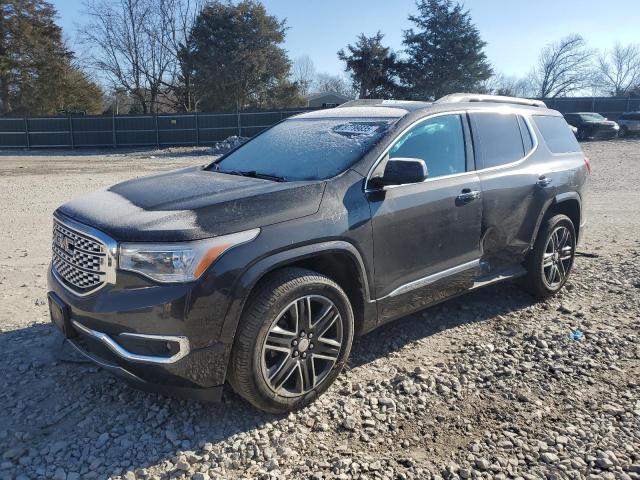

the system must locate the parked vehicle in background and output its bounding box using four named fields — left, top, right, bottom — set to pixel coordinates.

left=617, top=112, right=640, bottom=137
left=48, top=94, right=589, bottom=413
left=563, top=112, right=619, bottom=140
